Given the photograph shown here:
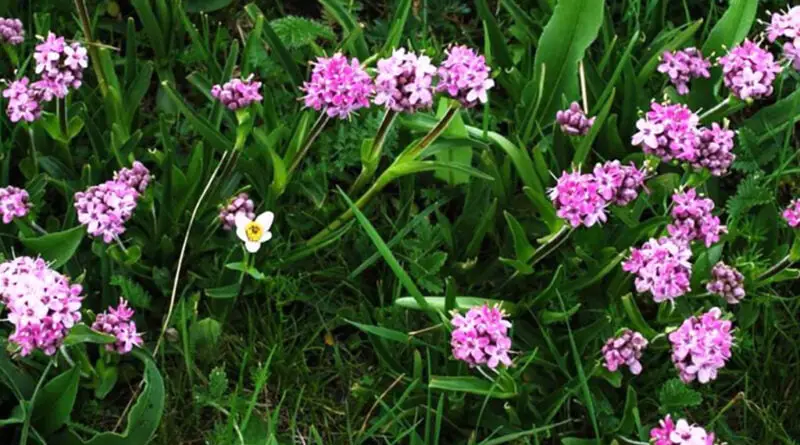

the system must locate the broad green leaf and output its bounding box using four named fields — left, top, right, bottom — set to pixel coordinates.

left=185, top=0, right=232, bottom=13
left=701, top=0, right=758, bottom=56
left=621, top=293, right=658, bottom=338
left=60, top=349, right=165, bottom=445
left=395, top=297, right=518, bottom=316
left=503, top=211, right=535, bottom=262
left=205, top=284, right=240, bottom=300
left=532, top=0, right=604, bottom=123
left=0, top=347, right=35, bottom=399
left=618, top=386, right=640, bottom=434
left=31, top=367, right=80, bottom=436
left=63, top=324, right=116, bottom=347
left=20, top=226, right=85, bottom=268
left=190, top=318, right=222, bottom=355
left=658, top=378, right=702, bottom=413
left=743, top=89, right=800, bottom=140
left=429, top=375, right=517, bottom=399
